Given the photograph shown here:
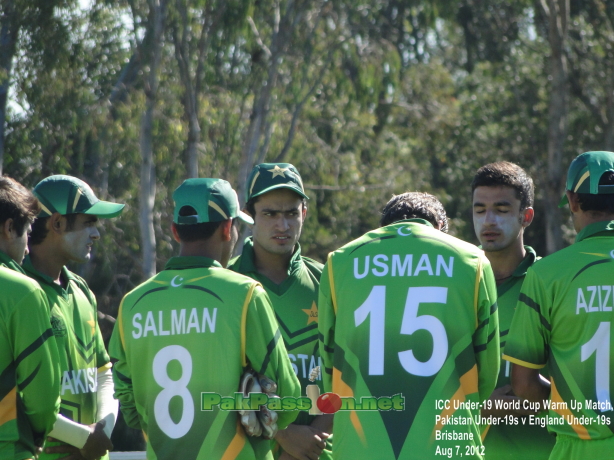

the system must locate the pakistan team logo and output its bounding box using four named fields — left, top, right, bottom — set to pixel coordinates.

left=51, top=315, right=67, bottom=337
